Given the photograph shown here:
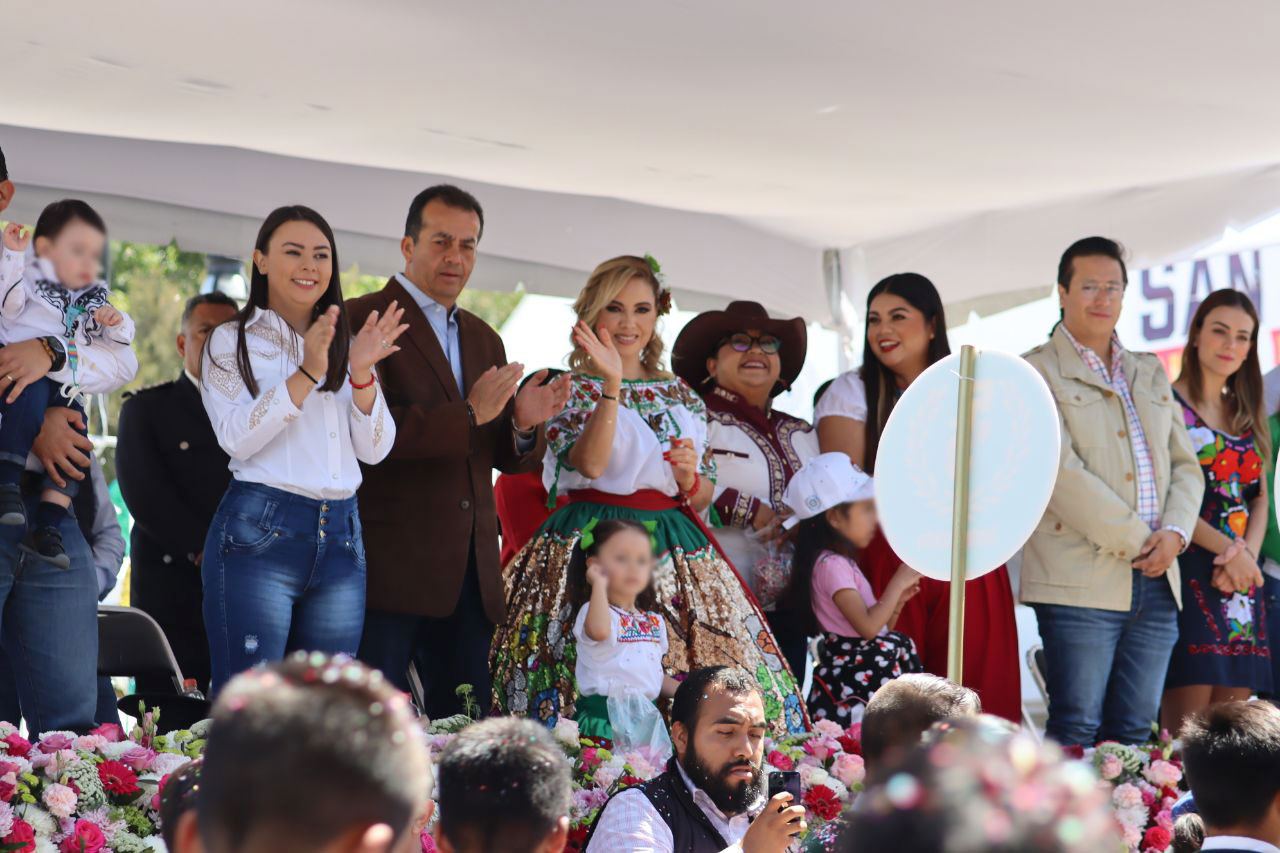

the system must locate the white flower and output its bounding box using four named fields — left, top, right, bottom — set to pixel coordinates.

left=101, top=741, right=142, bottom=761
left=552, top=718, right=580, bottom=749
left=34, top=840, right=57, bottom=853
left=34, top=730, right=77, bottom=744
left=24, top=806, right=57, bottom=836
left=823, top=778, right=849, bottom=801
left=1112, top=782, right=1143, bottom=810
left=1187, top=426, right=1215, bottom=451
left=798, top=765, right=832, bottom=789
left=149, top=753, right=192, bottom=777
